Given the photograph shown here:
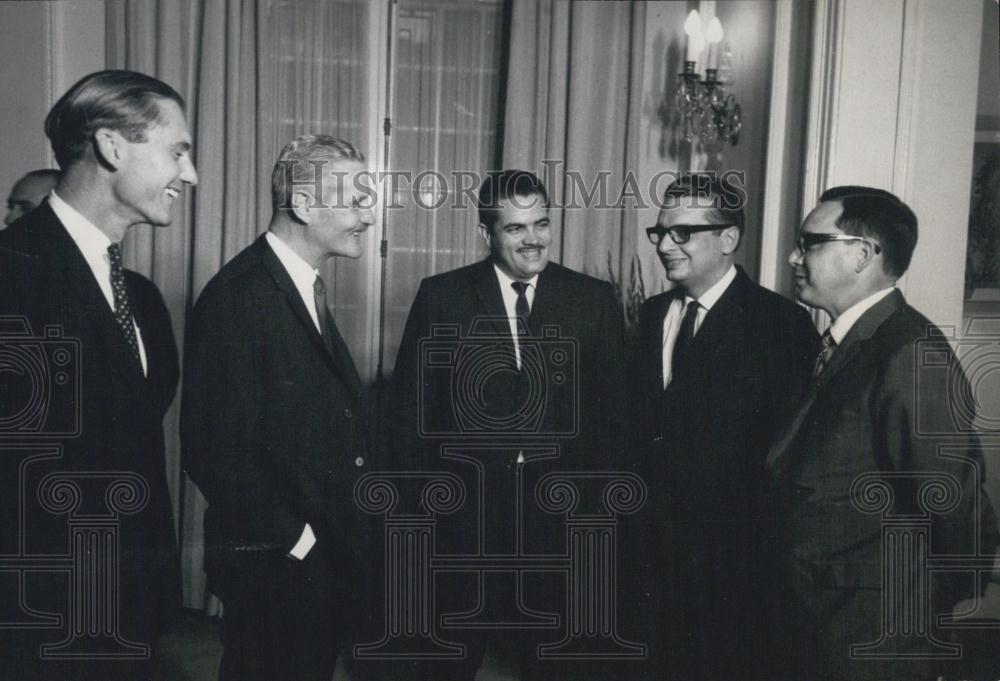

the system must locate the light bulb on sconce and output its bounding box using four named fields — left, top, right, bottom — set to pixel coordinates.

left=675, top=13, right=741, bottom=146
left=705, top=17, right=723, bottom=72
left=683, top=10, right=704, bottom=65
